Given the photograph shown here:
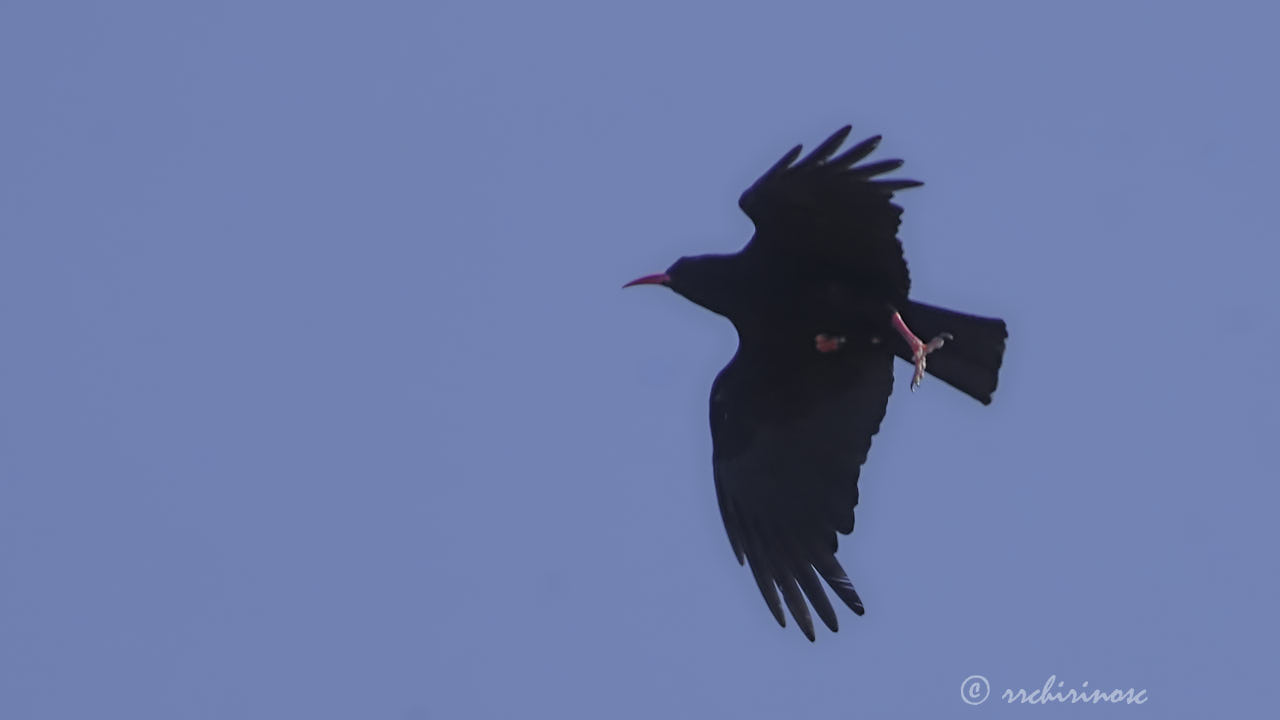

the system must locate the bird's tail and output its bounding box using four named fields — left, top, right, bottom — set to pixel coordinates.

left=897, top=300, right=1008, bottom=405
